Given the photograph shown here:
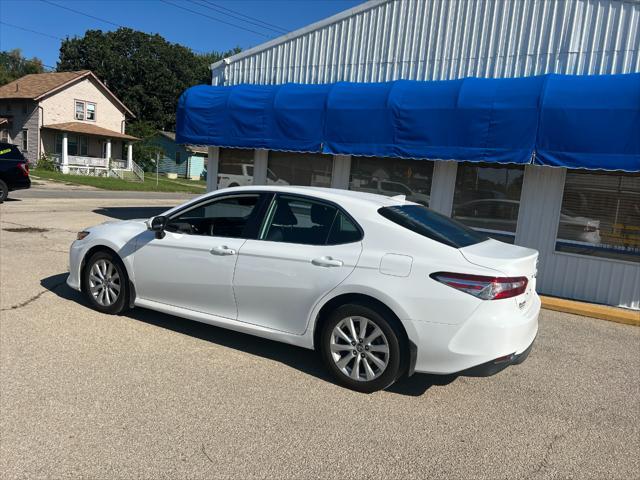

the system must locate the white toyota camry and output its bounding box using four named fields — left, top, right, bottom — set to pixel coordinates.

left=67, top=186, right=540, bottom=392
